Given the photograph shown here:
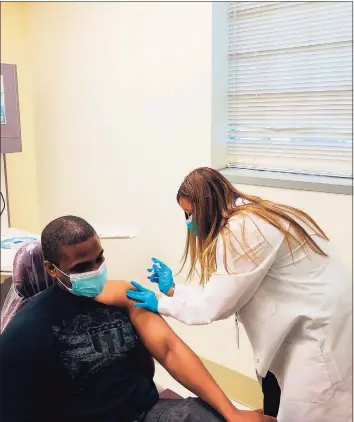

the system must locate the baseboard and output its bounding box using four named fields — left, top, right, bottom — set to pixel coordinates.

left=200, top=358, right=262, bottom=410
